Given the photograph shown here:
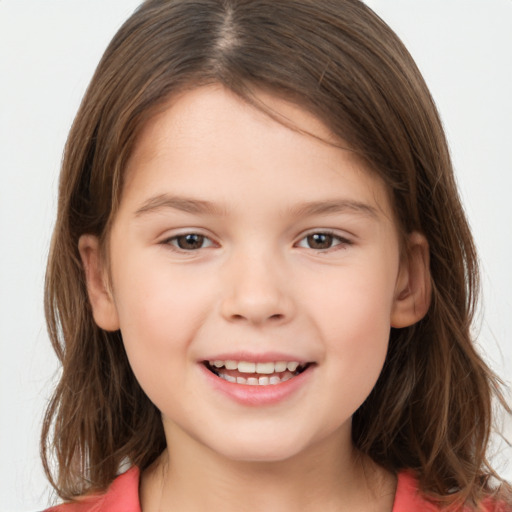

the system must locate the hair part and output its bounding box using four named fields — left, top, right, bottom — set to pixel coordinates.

left=42, top=0, right=510, bottom=507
